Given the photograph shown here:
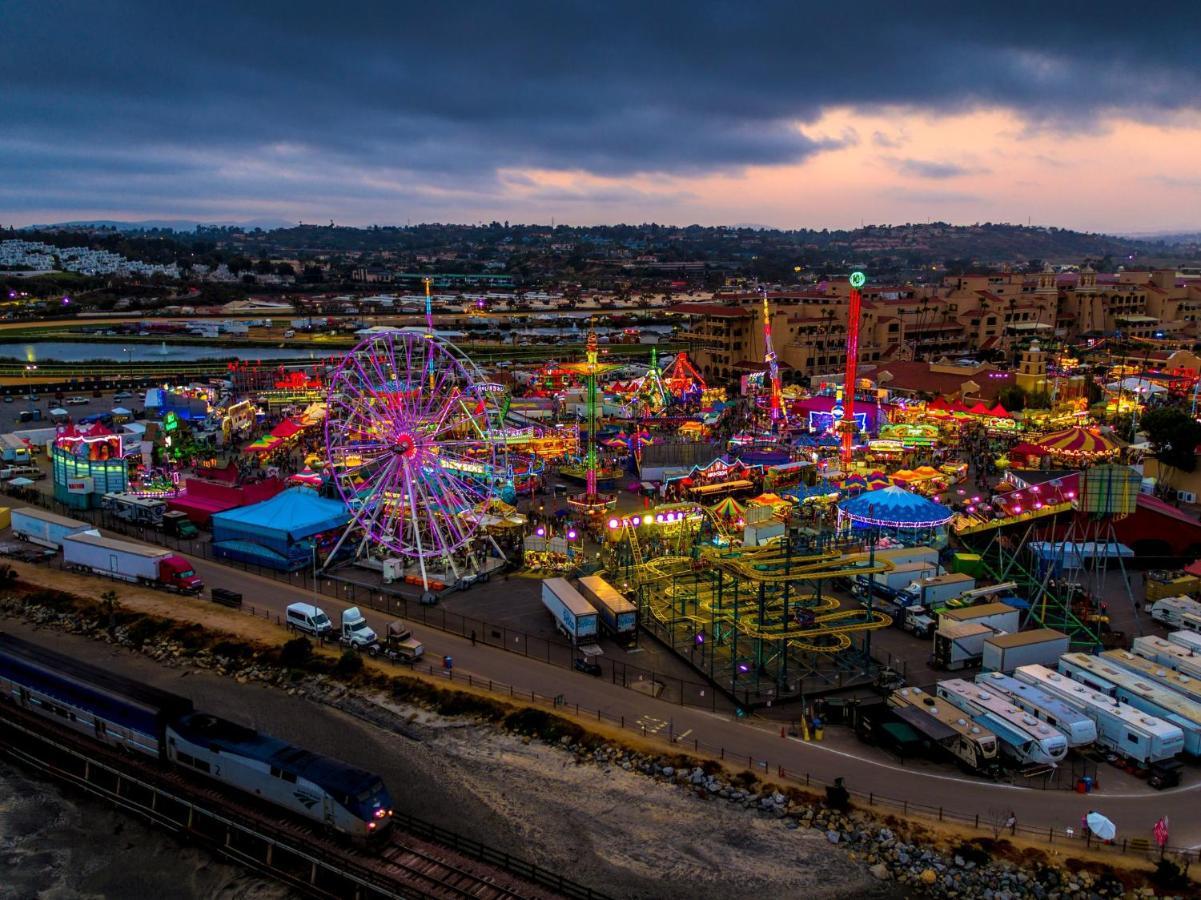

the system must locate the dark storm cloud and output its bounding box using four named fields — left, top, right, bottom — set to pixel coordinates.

left=1, top=1, right=1199, bottom=219
left=890, top=158, right=990, bottom=179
